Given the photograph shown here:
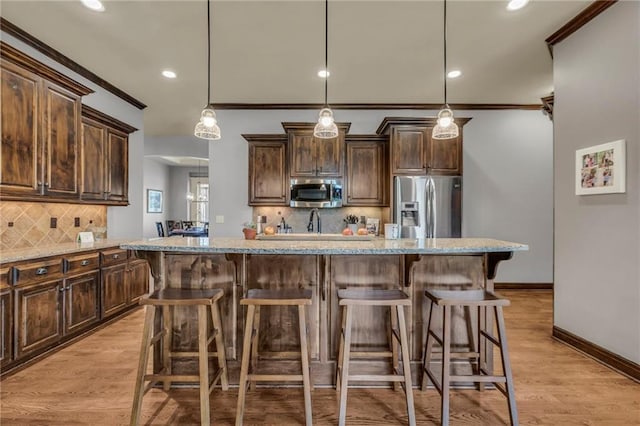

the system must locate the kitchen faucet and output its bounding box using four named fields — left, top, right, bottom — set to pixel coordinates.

left=307, top=208, right=321, bottom=233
